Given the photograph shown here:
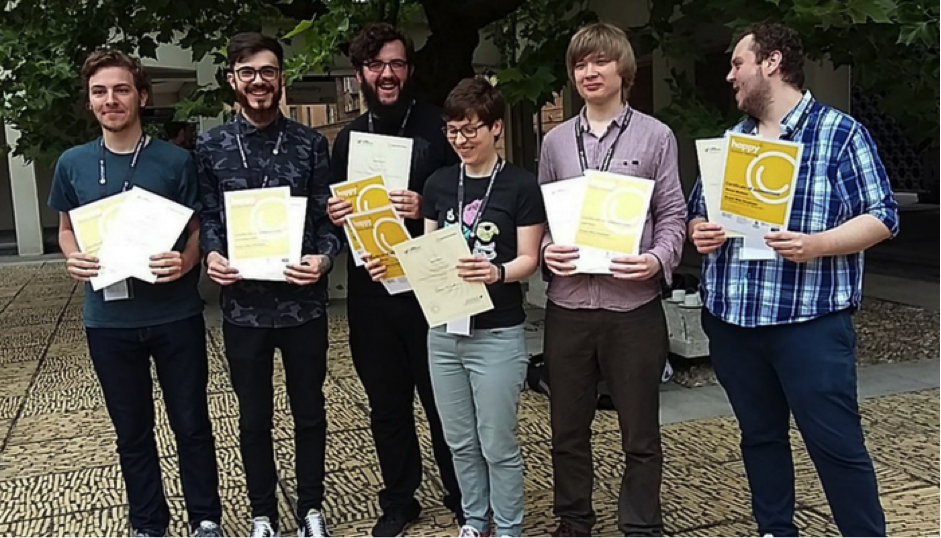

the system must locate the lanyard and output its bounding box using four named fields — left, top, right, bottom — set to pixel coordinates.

left=235, top=117, right=284, bottom=188
left=368, top=100, right=414, bottom=136
left=457, top=157, right=504, bottom=242
left=574, top=107, right=633, bottom=173
left=98, top=134, right=146, bottom=197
